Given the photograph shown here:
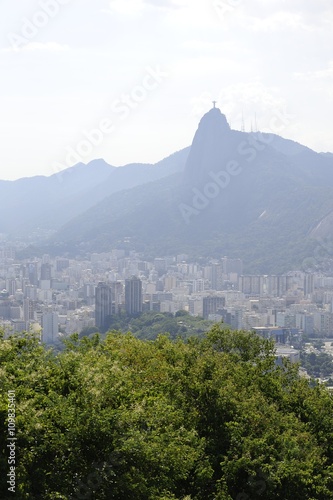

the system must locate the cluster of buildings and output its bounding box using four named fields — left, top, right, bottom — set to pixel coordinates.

left=1, top=245, right=333, bottom=346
